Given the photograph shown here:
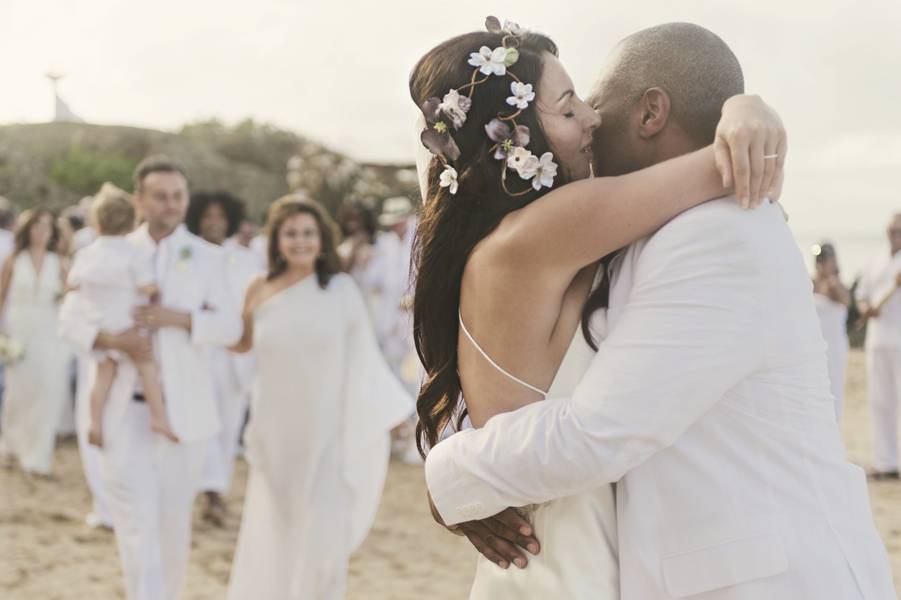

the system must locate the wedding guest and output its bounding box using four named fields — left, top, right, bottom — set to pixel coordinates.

left=856, top=212, right=901, bottom=480
left=232, top=219, right=258, bottom=249
left=374, top=197, right=418, bottom=379
left=71, top=195, right=98, bottom=254
left=0, top=209, right=71, bottom=476
left=0, top=196, right=16, bottom=420
left=58, top=156, right=241, bottom=599
left=338, top=202, right=388, bottom=326
left=68, top=183, right=176, bottom=449
left=375, top=197, right=421, bottom=462
left=57, top=206, right=86, bottom=260
left=811, top=242, right=851, bottom=420
left=227, top=197, right=412, bottom=600
left=186, top=190, right=262, bottom=526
